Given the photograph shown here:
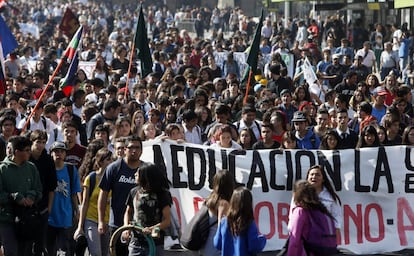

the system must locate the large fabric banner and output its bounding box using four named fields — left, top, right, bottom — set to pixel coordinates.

left=141, top=139, right=414, bottom=254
